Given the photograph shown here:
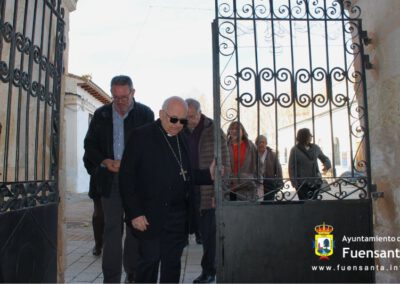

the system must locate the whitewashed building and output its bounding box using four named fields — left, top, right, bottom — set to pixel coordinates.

left=63, top=74, right=111, bottom=194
